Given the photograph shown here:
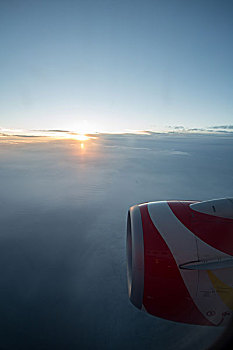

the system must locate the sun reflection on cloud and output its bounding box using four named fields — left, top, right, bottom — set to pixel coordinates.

left=64, top=133, right=90, bottom=141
